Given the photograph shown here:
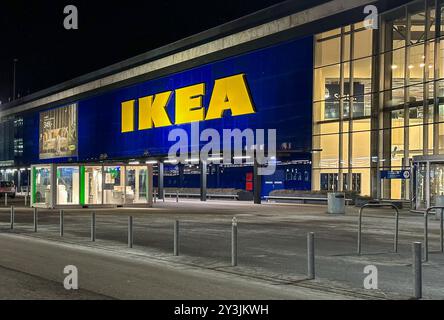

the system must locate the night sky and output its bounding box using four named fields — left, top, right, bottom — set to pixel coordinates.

left=0, top=0, right=292, bottom=105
